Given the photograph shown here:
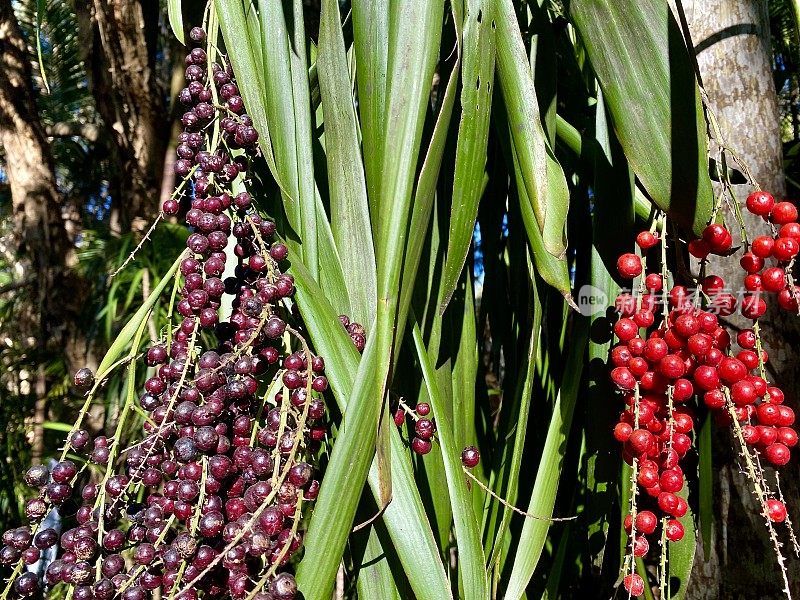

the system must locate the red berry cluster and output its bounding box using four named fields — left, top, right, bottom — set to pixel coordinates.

left=611, top=198, right=799, bottom=597
left=0, top=27, right=330, bottom=600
